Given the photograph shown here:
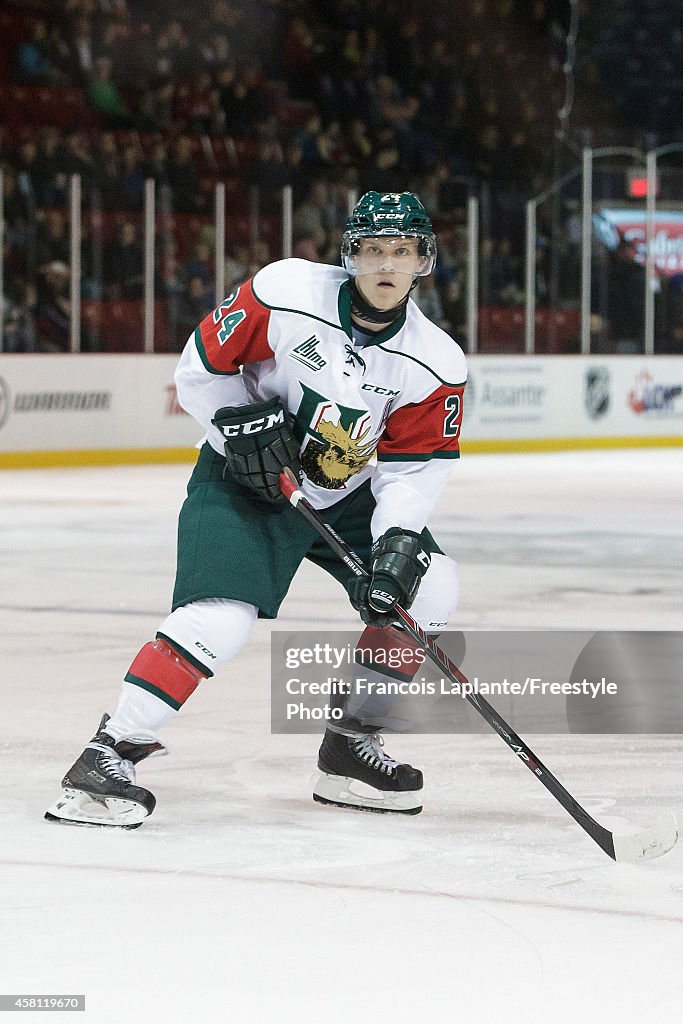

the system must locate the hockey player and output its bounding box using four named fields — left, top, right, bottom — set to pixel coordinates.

left=46, top=191, right=467, bottom=827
